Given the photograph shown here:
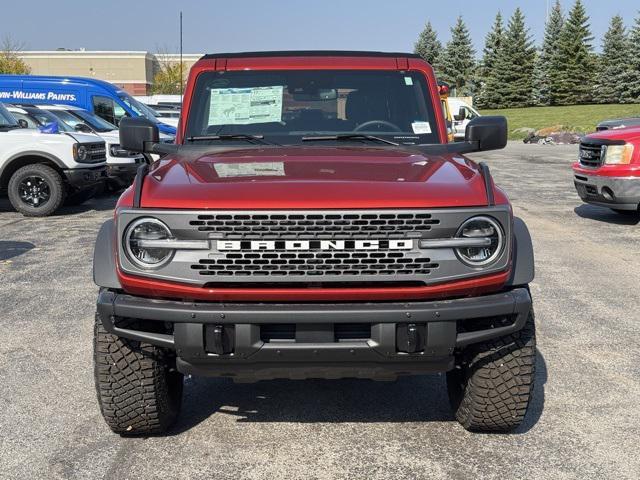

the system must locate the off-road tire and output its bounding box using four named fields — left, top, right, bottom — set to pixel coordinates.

left=7, top=163, right=65, bottom=216
left=447, top=309, right=536, bottom=432
left=93, top=311, right=183, bottom=435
